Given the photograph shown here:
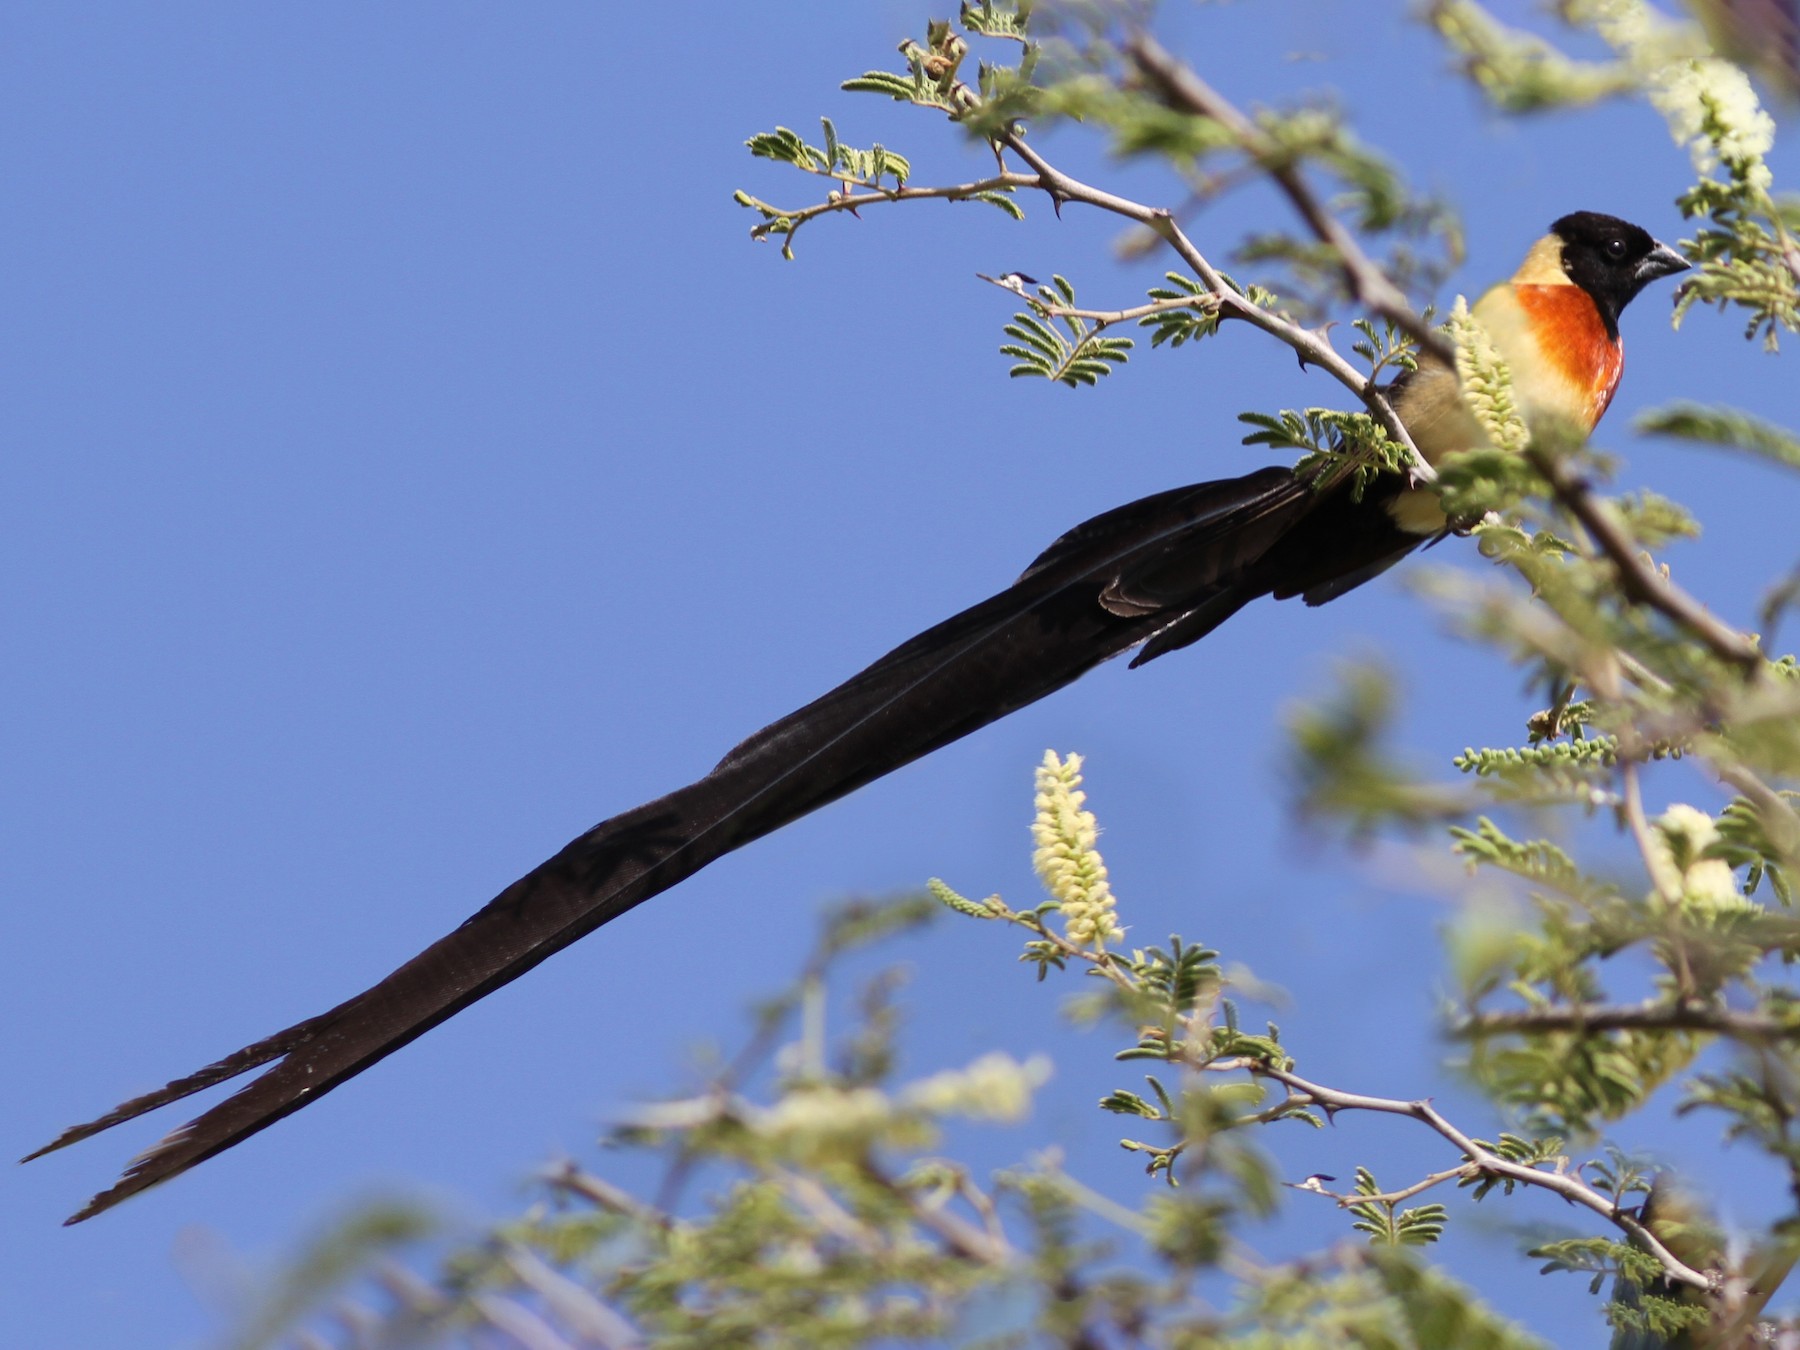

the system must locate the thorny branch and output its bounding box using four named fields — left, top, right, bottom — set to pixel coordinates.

left=1621, top=757, right=1682, bottom=909
left=1123, top=33, right=1455, bottom=372
left=980, top=888, right=1722, bottom=1288
left=1116, top=30, right=1783, bottom=684
left=1527, top=445, right=1765, bottom=669
left=545, top=1159, right=674, bottom=1232
left=1454, top=1002, right=1800, bottom=1040
left=860, top=1158, right=1012, bottom=1265
left=740, top=171, right=1037, bottom=249
left=742, top=63, right=1439, bottom=479
left=1609, top=659, right=1800, bottom=861
left=983, top=283, right=1225, bottom=331
left=1207, top=1056, right=1718, bottom=1293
